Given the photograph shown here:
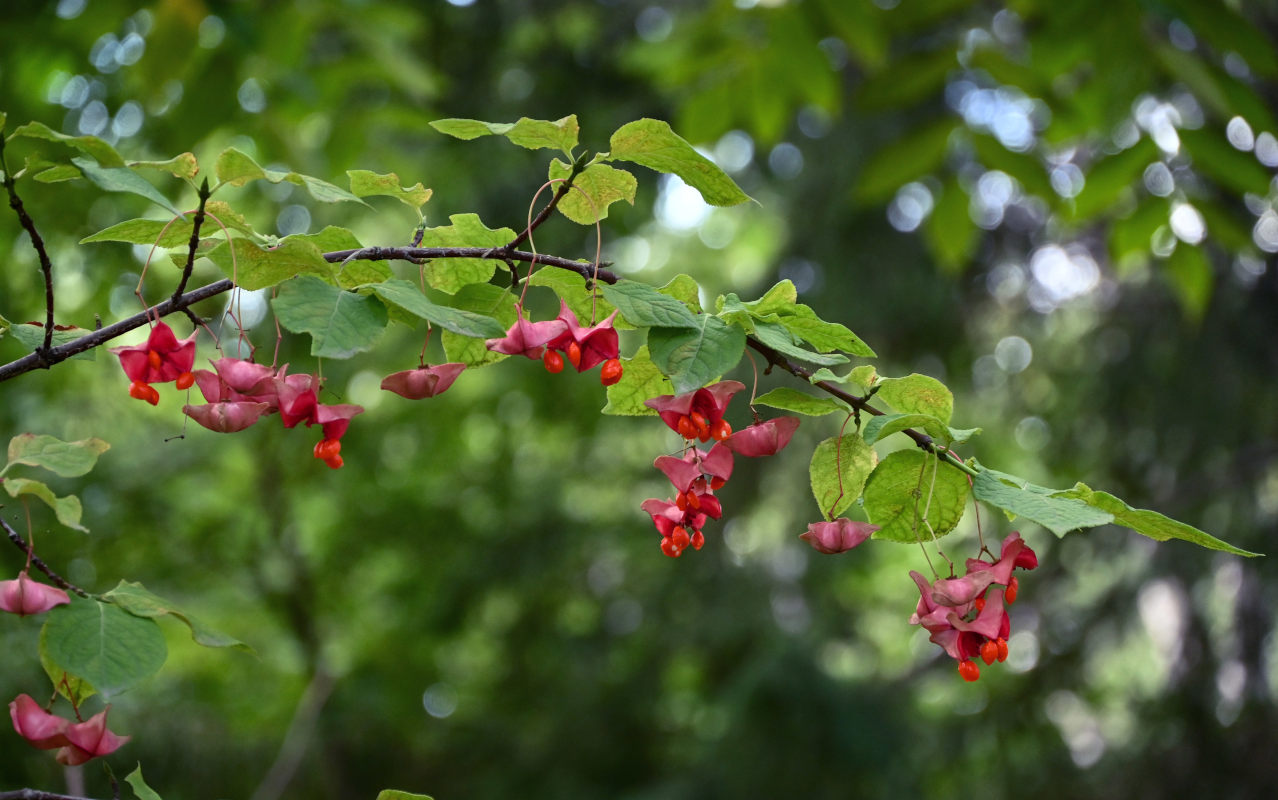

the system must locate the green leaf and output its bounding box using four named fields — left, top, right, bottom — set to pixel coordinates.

left=947, top=427, right=982, bottom=445
left=548, top=159, right=637, bottom=224
left=8, top=120, right=124, bottom=167
left=1054, top=483, right=1259, bottom=556
left=34, top=164, right=83, bottom=183
left=0, top=313, right=8, bottom=341
left=607, top=119, right=750, bottom=206
left=971, top=470, right=1113, bottom=537
left=527, top=268, right=629, bottom=330
left=417, top=214, right=515, bottom=294
left=4, top=434, right=109, bottom=478
left=601, top=279, right=700, bottom=328
left=376, top=791, right=434, bottom=800
left=126, top=765, right=164, bottom=800
left=129, top=152, right=199, bottom=179
left=752, top=320, right=849, bottom=365
left=203, top=200, right=263, bottom=240
left=366, top=280, right=506, bottom=338
left=863, top=450, right=970, bottom=543
left=347, top=169, right=432, bottom=210
left=874, top=373, right=954, bottom=425
left=809, top=365, right=878, bottom=388
left=1180, top=126, right=1273, bottom=197
left=81, top=217, right=193, bottom=248
left=743, top=280, right=798, bottom=316
left=204, top=237, right=334, bottom=291
left=855, top=118, right=955, bottom=203
left=922, top=177, right=977, bottom=274
left=39, top=647, right=95, bottom=706
left=272, top=275, right=389, bottom=359
left=213, top=147, right=367, bottom=204
left=808, top=434, right=876, bottom=519
left=4, top=323, right=97, bottom=361
left=39, top=596, right=167, bottom=699
left=658, top=274, right=703, bottom=313
left=430, top=115, right=579, bottom=155
left=754, top=387, right=845, bottom=417
left=1070, top=137, right=1158, bottom=221
left=647, top=314, right=746, bottom=394
left=602, top=346, right=675, bottom=416
left=861, top=412, right=949, bottom=444
left=776, top=306, right=876, bottom=357
left=1163, top=244, right=1213, bottom=322
left=3, top=477, right=88, bottom=532
left=441, top=283, right=518, bottom=368
left=102, top=581, right=252, bottom=650
left=71, top=157, right=182, bottom=216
